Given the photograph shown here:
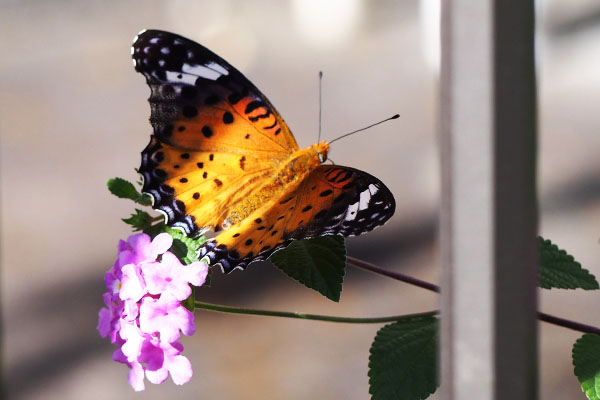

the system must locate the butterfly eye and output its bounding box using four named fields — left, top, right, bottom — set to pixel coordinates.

left=318, top=152, right=325, bottom=163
